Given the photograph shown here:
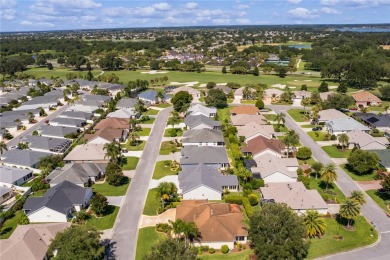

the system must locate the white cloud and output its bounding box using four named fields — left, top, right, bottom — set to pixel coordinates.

left=321, top=7, right=341, bottom=14
left=81, top=15, right=97, bottom=21
left=236, top=18, right=251, bottom=24
left=20, top=20, right=54, bottom=27
left=321, top=0, right=390, bottom=6
left=184, top=2, right=198, bottom=10
left=288, top=0, right=302, bottom=4
left=235, top=4, right=250, bottom=9
left=287, top=8, right=319, bottom=19
left=212, top=18, right=230, bottom=25
left=0, top=0, right=17, bottom=20
left=103, top=7, right=156, bottom=17
left=103, top=18, right=113, bottom=23
left=152, top=2, right=171, bottom=11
